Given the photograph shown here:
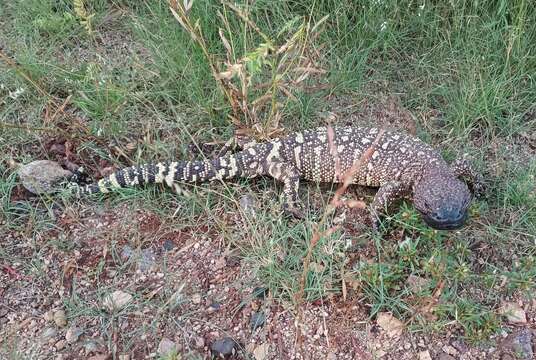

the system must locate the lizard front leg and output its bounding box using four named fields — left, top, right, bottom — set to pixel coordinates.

left=370, top=181, right=410, bottom=229
left=266, top=161, right=304, bottom=218
left=451, top=157, right=484, bottom=197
